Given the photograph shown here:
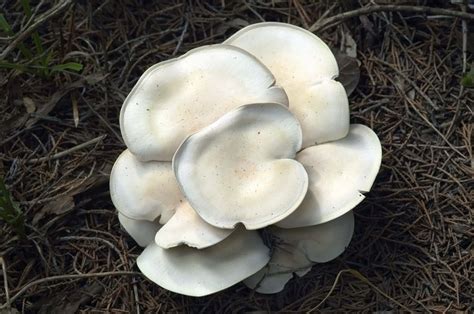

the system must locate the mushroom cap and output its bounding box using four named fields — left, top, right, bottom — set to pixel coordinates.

left=154, top=201, right=233, bottom=249
left=225, top=22, right=349, bottom=148
left=244, top=211, right=354, bottom=293
left=277, top=124, right=382, bottom=228
left=273, top=210, right=355, bottom=263
left=137, top=228, right=270, bottom=297
left=118, top=213, right=160, bottom=247
left=243, top=242, right=310, bottom=294
left=120, top=44, right=288, bottom=161
left=110, top=150, right=183, bottom=222
left=173, top=103, right=308, bottom=230
left=243, top=267, right=292, bottom=294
